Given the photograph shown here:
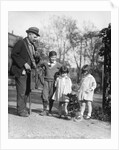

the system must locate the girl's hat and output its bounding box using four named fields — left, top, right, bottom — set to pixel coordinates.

left=81, top=64, right=90, bottom=73
left=49, top=51, right=57, bottom=57
left=60, top=65, right=69, bottom=74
